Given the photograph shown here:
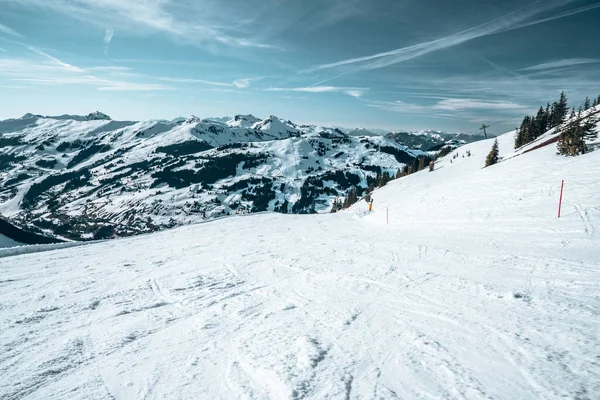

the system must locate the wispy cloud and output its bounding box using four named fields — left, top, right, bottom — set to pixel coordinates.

left=0, top=21, right=24, bottom=38
left=12, top=75, right=170, bottom=92
left=309, top=0, right=589, bottom=74
left=265, top=86, right=367, bottom=98
left=0, top=47, right=6, bottom=52
left=232, top=77, right=263, bottom=89
left=365, top=100, right=428, bottom=114
left=512, top=1, right=600, bottom=30
left=155, top=76, right=233, bottom=87
left=521, top=58, right=600, bottom=71
left=98, top=82, right=169, bottom=91
left=156, top=76, right=263, bottom=89
left=433, top=98, right=525, bottom=111
left=1, top=53, right=171, bottom=92
left=8, top=0, right=275, bottom=49
left=28, top=46, right=83, bottom=72
left=366, top=98, right=526, bottom=115
left=87, top=66, right=132, bottom=73
left=104, top=28, right=114, bottom=55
